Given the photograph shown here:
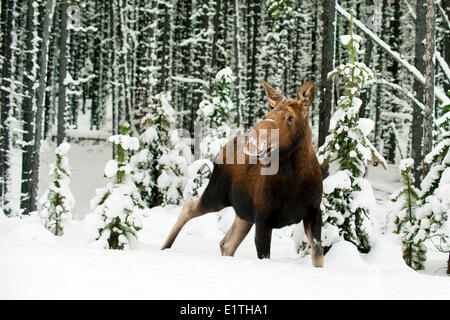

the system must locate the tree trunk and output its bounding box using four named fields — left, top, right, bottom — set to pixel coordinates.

left=210, top=0, right=222, bottom=94
left=319, top=0, right=336, bottom=177
left=412, top=0, right=426, bottom=187
left=359, top=0, right=374, bottom=118
left=21, top=0, right=38, bottom=214
left=57, top=0, right=69, bottom=145
left=443, top=0, right=450, bottom=94
left=0, top=0, right=14, bottom=213
left=233, top=0, right=241, bottom=127
left=29, top=0, right=55, bottom=215
left=423, top=0, right=435, bottom=164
